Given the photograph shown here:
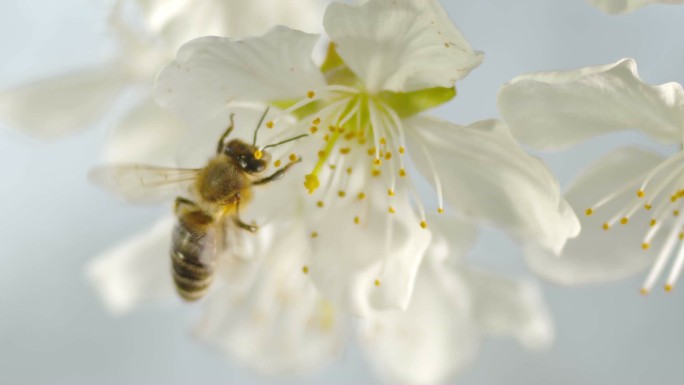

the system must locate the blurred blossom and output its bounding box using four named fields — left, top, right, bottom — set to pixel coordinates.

left=587, top=0, right=684, bottom=14
left=498, top=58, right=684, bottom=294
left=88, top=202, right=553, bottom=382
left=0, top=0, right=325, bottom=149
left=154, top=0, right=579, bottom=318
